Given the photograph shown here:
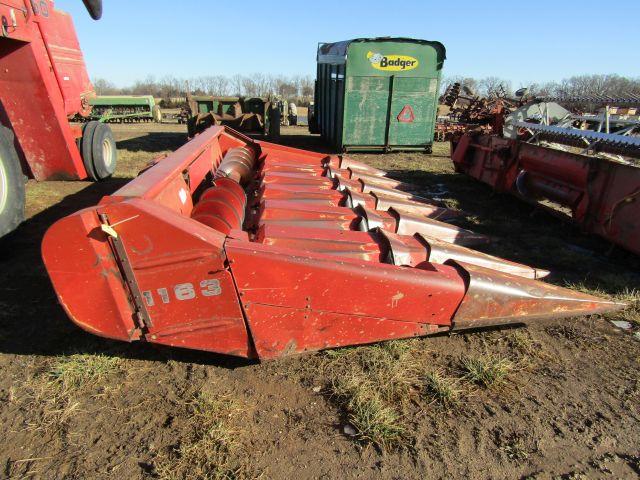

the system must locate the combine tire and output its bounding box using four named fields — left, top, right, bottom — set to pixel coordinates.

left=81, top=121, right=117, bottom=180
left=0, top=125, right=25, bottom=237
